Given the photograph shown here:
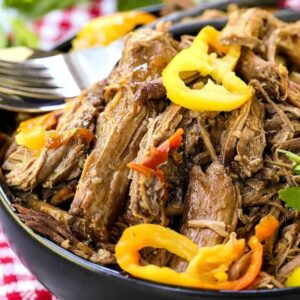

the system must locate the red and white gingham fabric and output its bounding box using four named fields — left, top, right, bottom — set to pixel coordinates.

left=280, top=0, right=300, bottom=10
left=0, top=227, right=57, bottom=300
left=33, top=0, right=116, bottom=50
